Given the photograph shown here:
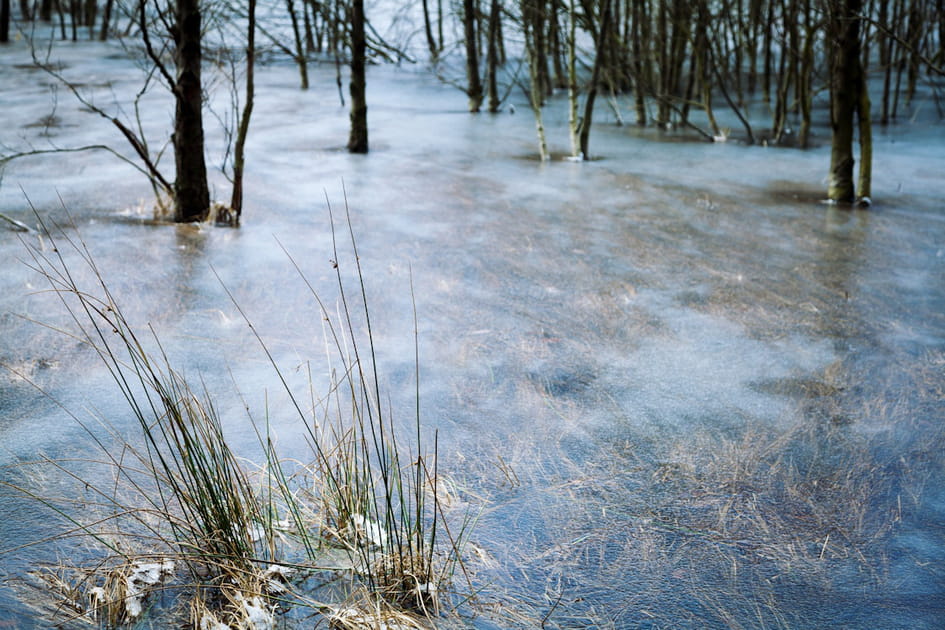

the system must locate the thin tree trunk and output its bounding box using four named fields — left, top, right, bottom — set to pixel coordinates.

left=828, top=0, right=862, bottom=203
left=437, top=0, right=444, bottom=50
left=0, top=0, right=10, bottom=43
left=568, top=0, right=579, bottom=154
left=83, top=0, right=95, bottom=34
left=173, top=0, right=210, bottom=222
left=230, top=0, right=256, bottom=224
left=550, top=0, right=566, bottom=89
left=286, top=0, right=309, bottom=89
left=486, top=0, right=500, bottom=112
left=580, top=0, right=613, bottom=158
left=347, top=0, right=368, bottom=152
left=797, top=0, right=814, bottom=148
left=522, top=0, right=548, bottom=161
left=302, top=0, right=315, bottom=53
left=696, top=0, right=720, bottom=138
left=878, top=0, right=892, bottom=123
left=656, top=0, right=670, bottom=124
left=422, top=0, right=437, bottom=60
left=856, top=69, right=872, bottom=205
left=98, top=0, right=113, bottom=40
left=463, top=0, right=483, bottom=111
left=70, top=0, right=78, bottom=40
left=762, top=0, right=774, bottom=101
left=631, top=0, right=648, bottom=125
